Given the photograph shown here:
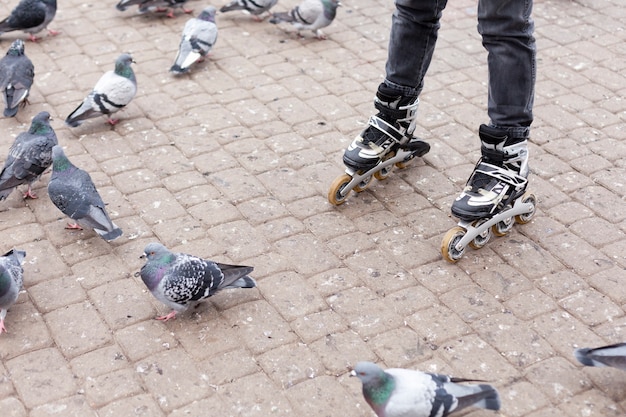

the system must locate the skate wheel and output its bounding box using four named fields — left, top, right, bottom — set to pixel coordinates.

left=492, top=215, right=514, bottom=237
left=353, top=173, right=372, bottom=193
left=469, top=222, right=492, bottom=249
left=441, top=226, right=466, bottom=263
left=328, top=174, right=352, bottom=206
left=514, top=192, right=537, bottom=224
left=395, top=161, right=408, bottom=169
left=374, top=151, right=395, bottom=181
